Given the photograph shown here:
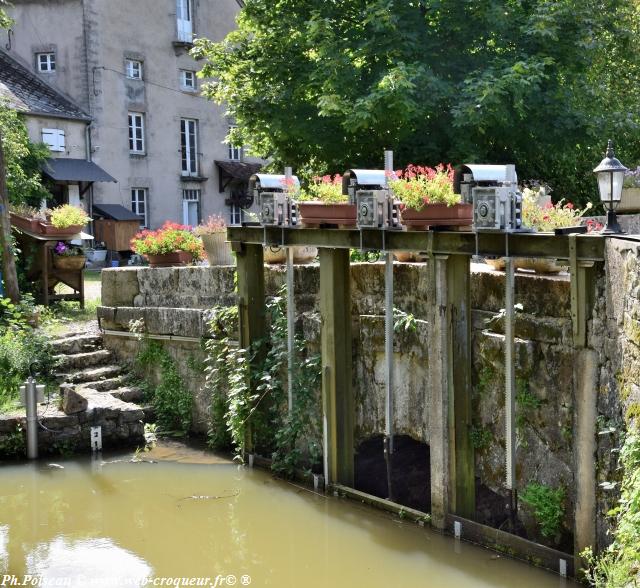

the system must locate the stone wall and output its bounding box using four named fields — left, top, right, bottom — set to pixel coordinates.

left=99, top=262, right=588, bottom=544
